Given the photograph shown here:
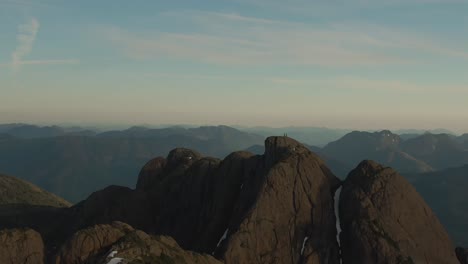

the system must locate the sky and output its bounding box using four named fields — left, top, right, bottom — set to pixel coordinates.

left=1, top=0, right=468, bottom=132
